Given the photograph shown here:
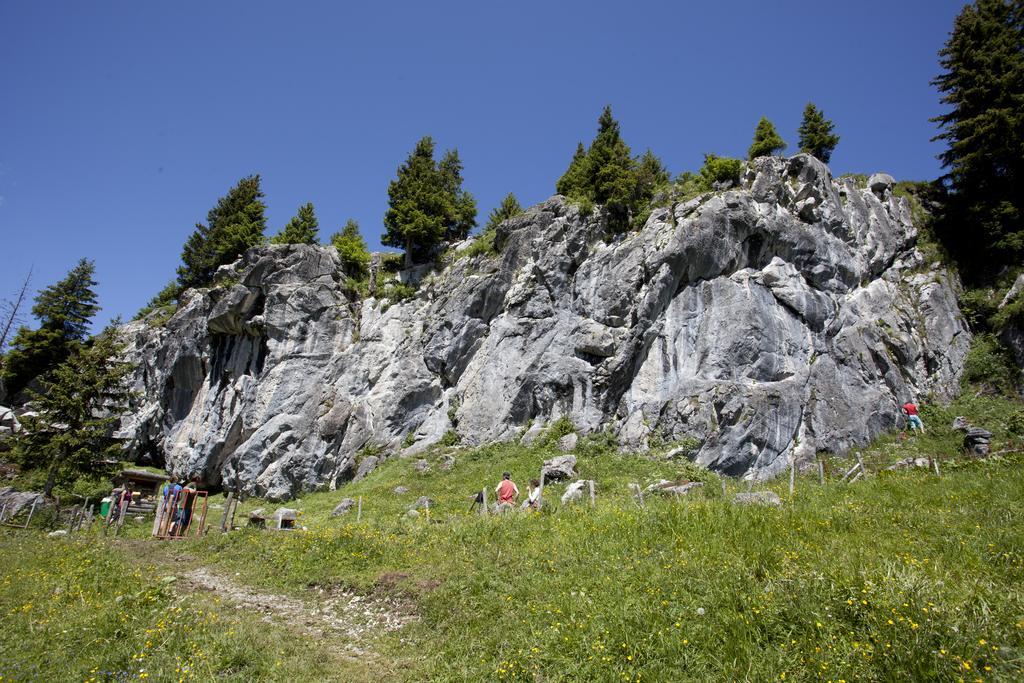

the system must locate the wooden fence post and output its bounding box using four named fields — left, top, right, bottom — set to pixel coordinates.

left=356, top=496, right=362, bottom=522
left=789, top=457, right=796, bottom=497
left=818, top=460, right=825, bottom=485
left=588, top=480, right=596, bottom=508
left=219, top=492, right=234, bottom=532
left=481, top=488, right=488, bottom=515
left=24, top=500, right=38, bottom=529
